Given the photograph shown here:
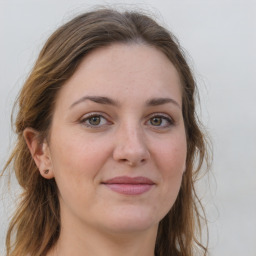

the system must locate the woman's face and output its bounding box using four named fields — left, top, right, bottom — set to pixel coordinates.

left=45, top=44, right=187, bottom=234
